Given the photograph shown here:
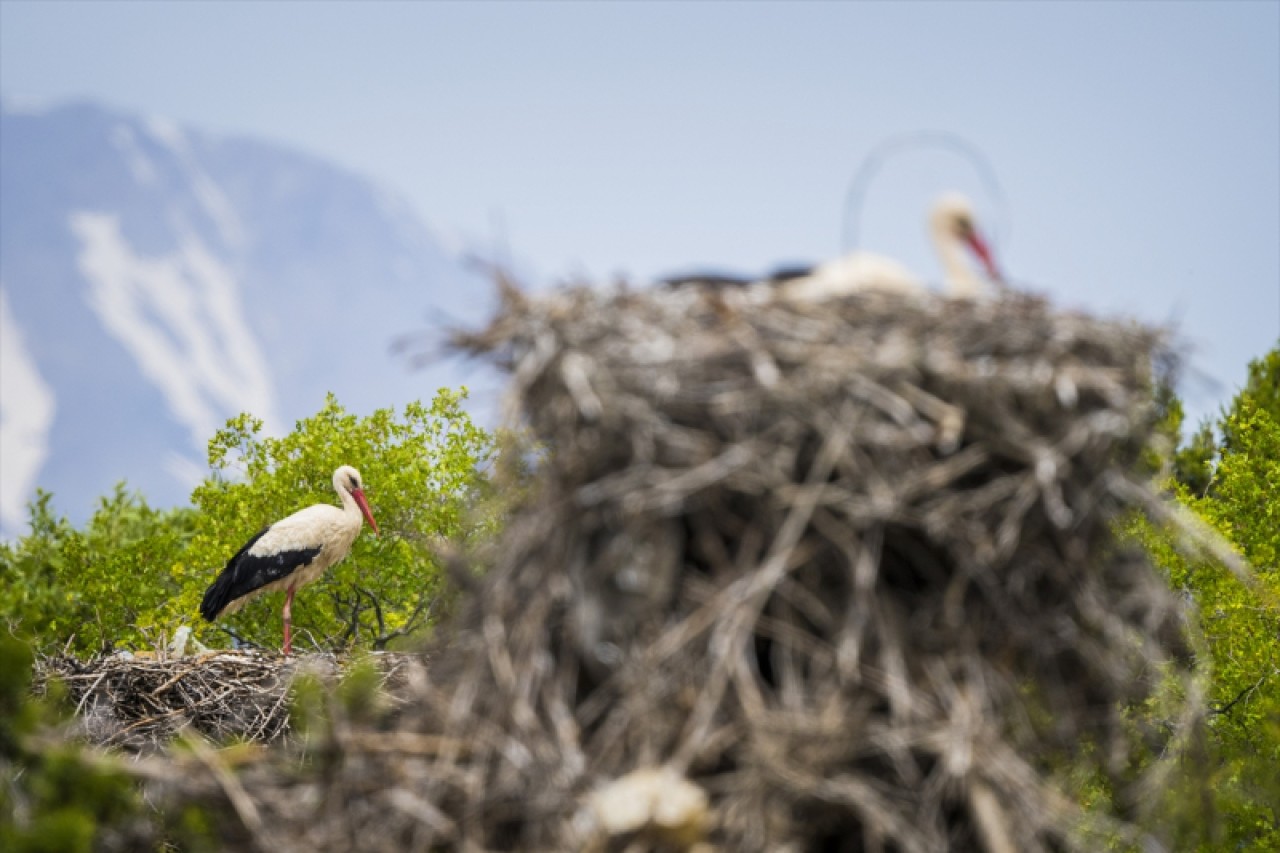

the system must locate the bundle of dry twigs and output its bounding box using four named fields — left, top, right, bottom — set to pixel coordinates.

left=118, top=282, right=1207, bottom=852
left=37, top=650, right=415, bottom=753
left=421, top=283, right=1196, bottom=852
